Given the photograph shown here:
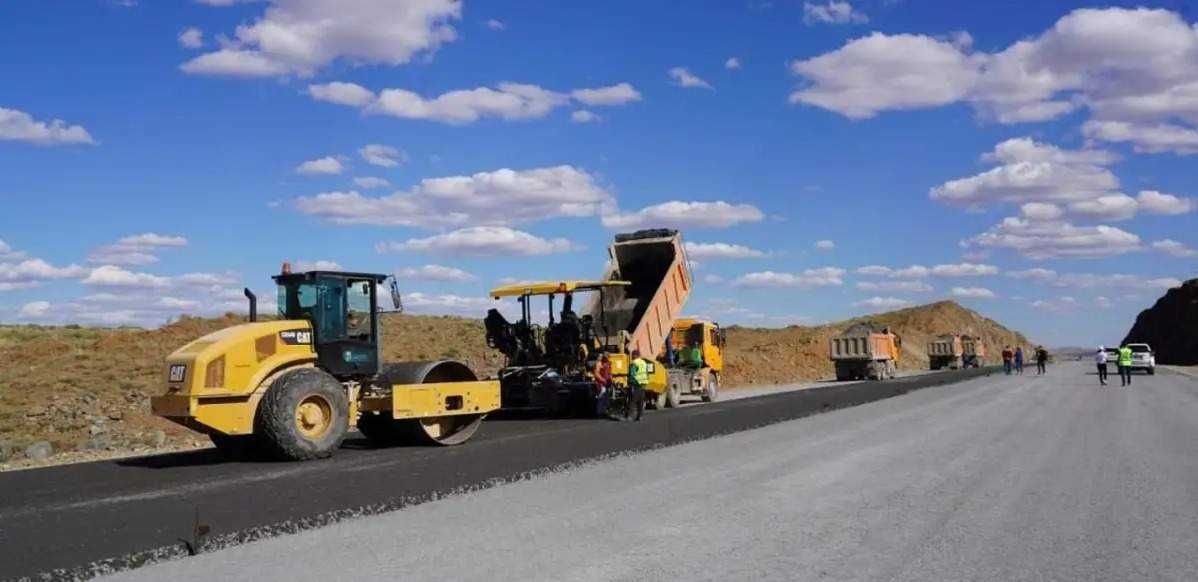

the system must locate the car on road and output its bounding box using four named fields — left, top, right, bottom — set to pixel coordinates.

left=1127, top=343, right=1156, bottom=375
left=1103, top=347, right=1120, bottom=363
